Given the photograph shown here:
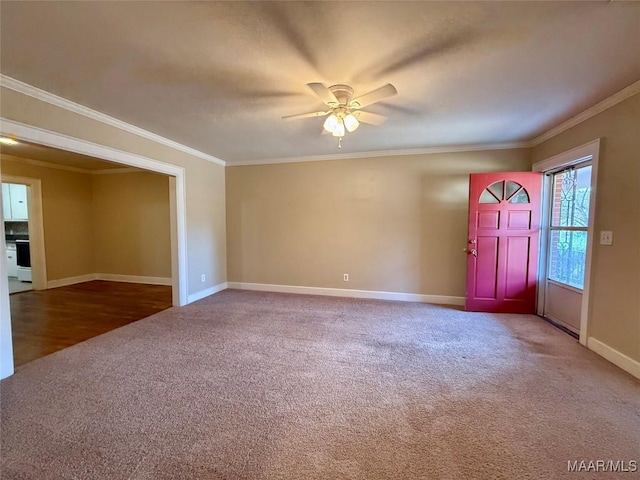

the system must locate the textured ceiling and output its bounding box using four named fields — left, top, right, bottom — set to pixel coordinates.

left=1, top=1, right=639, bottom=164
